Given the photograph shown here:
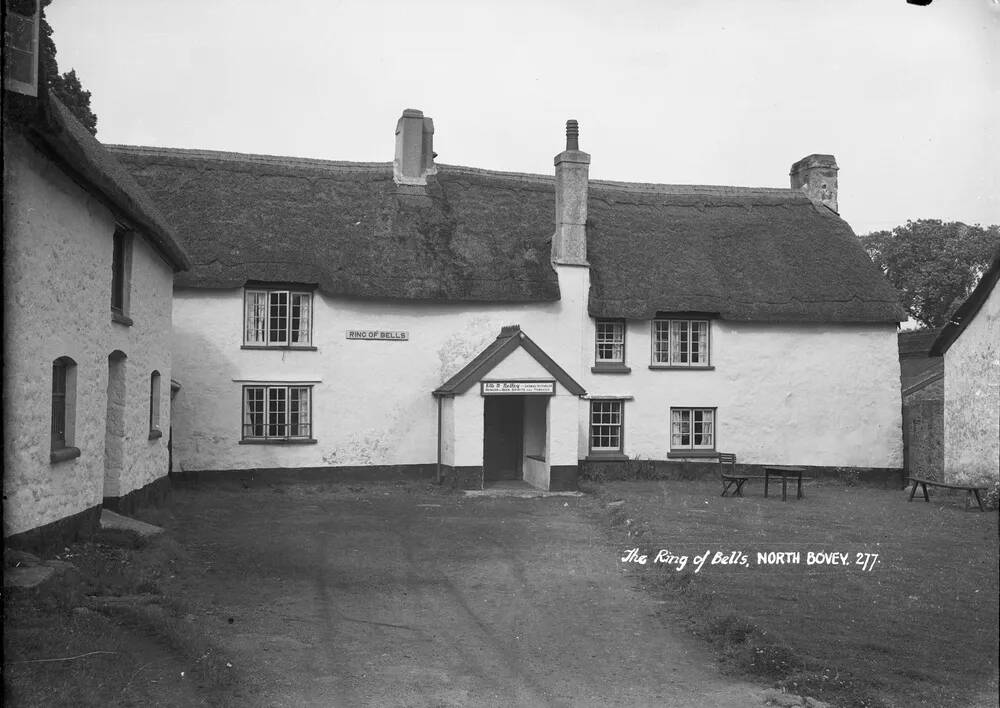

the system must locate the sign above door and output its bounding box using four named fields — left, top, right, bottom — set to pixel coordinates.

left=481, top=380, right=556, bottom=396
